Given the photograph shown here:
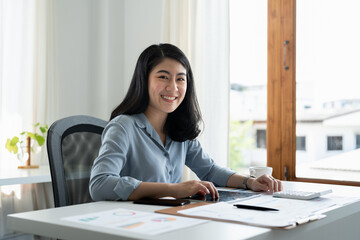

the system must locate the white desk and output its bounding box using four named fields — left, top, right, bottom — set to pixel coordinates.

left=7, top=182, right=360, bottom=240
left=0, top=165, right=52, bottom=239
left=0, top=165, right=51, bottom=186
